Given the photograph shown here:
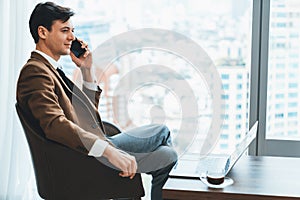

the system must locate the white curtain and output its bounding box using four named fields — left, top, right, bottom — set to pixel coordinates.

left=0, top=0, right=42, bottom=199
